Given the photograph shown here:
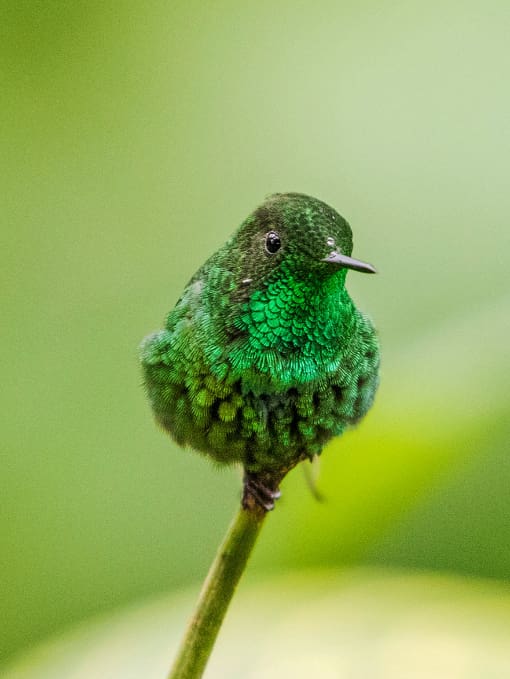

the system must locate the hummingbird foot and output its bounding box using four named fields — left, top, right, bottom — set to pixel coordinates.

left=242, top=471, right=282, bottom=512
